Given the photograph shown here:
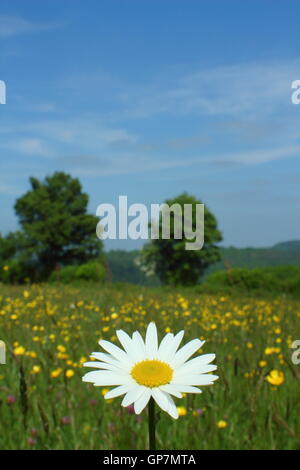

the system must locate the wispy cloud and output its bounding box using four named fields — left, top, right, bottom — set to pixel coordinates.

left=1, top=59, right=300, bottom=181
left=117, top=60, right=300, bottom=120
left=226, top=144, right=300, bottom=165
left=0, top=15, right=59, bottom=37
left=12, top=138, right=50, bottom=156
left=0, top=117, right=138, bottom=160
